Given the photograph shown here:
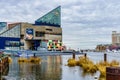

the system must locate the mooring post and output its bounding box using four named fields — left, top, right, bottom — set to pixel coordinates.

left=104, top=53, right=107, bottom=62
left=34, top=53, right=36, bottom=58
left=72, top=50, right=76, bottom=59
left=84, top=53, right=87, bottom=59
